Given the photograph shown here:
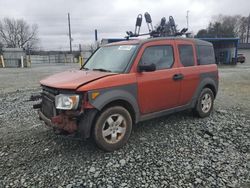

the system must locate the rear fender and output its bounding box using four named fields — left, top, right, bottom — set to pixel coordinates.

left=191, top=72, right=218, bottom=107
